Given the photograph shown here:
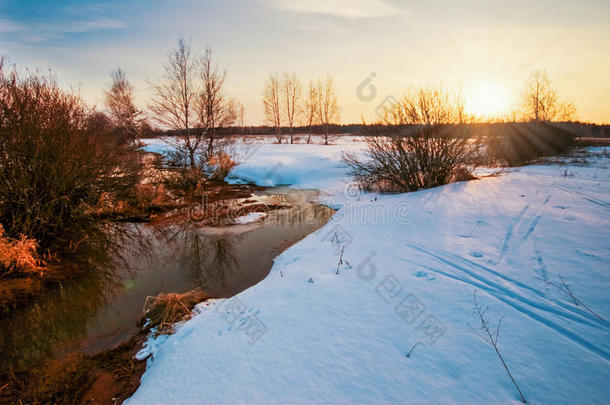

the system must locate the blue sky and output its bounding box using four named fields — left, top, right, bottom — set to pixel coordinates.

left=1, top=0, right=609, bottom=124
